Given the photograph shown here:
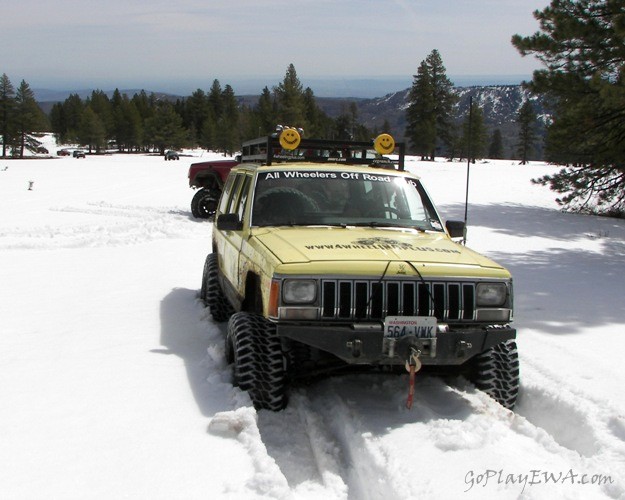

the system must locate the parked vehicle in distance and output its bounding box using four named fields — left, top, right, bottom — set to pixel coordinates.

left=57, top=149, right=71, bottom=156
left=165, top=150, right=180, bottom=161
left=73, top=150, right=86, bottom=158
